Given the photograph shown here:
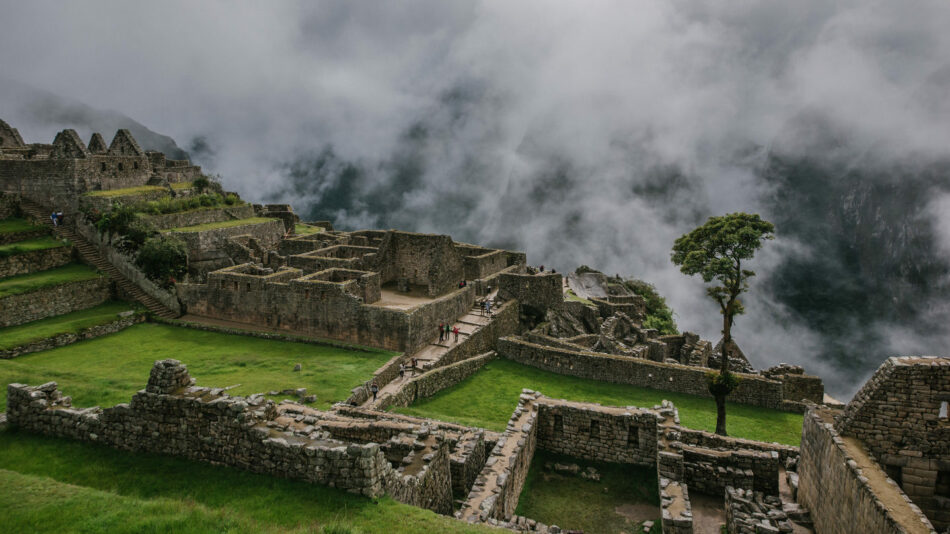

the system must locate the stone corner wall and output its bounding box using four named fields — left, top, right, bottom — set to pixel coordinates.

left=798, top=407, right=936, bottom=534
